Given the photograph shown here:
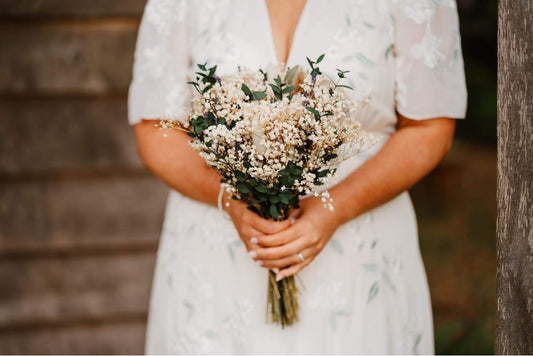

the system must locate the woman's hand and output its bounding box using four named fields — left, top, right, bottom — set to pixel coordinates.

left=222, top=190, right=293, bottom=257
left=246, top=194, right=342, bottom=281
